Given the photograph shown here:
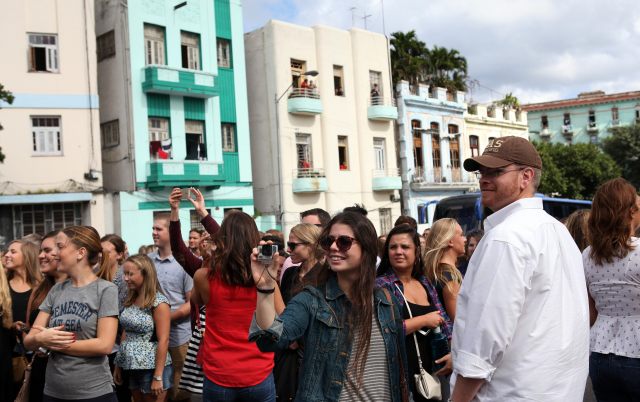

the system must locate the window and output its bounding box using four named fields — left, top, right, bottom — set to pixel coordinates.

left=221, top=123, right=236, bottom=152
left=369, top=70, right=382, bottom=101
left=448, top=124, right=459, bottom=135
left=190, top=209, right=211, bottom=231
left=100, top=120, right=119, bottom=148
left=13, top=203, right=82, bottom=238
left=148, top=117, right=170, bottom=159
left=333, top=65, right=344, bottom=96
left=144, top=24, right=165, bottom=65
left=488, top=136, right=496, bottom=143
left=412, top=120, right=423, bottom=169
left=541, top=115, right=549, bottom=129
left=185, top=120, right=205, bottom=160
left=563, top=113, right=571, bottom=125
left=296, top=133, right=312, bottom=169
left=181, top=31, right=200, bottom=70
left=449, top=137, right=460, bottom=169
left=31, top=116, right=62, bottom=155
left=431, top=133, right=440, bottom=168
left=373, top=138, right=386, bottom=171
left=338, top=136, right=349, bottom=170
left=469, top=135, right=479, bottom=157
left=379, top=208, right=392, bottom=236
left=28, top=33, right=58, bottom=72
left=217, top=38, right=231, bottom=68
left=96, top=30, right=115, bottom=62
left=588, top=110, right=596, bottom=128
left=612, top=107, right=619, bottom=124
